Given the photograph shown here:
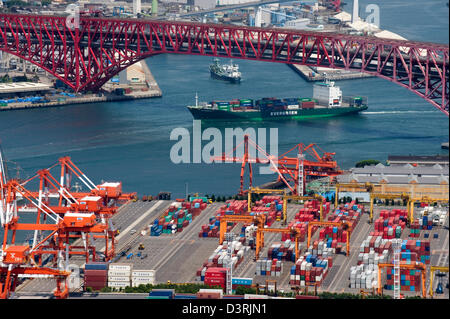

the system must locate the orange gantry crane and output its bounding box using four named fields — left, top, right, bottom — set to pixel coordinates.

left=211, top=135, right=343, bottom=195
left=377, top=262, right=427, bottom=298
left=0, top=150, right=135, bottom=299
left=307, top=220, right=352, bottom=256
left=219, top=214, right=266, bottom=245
left=255, top=227, right=302, bottom=261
